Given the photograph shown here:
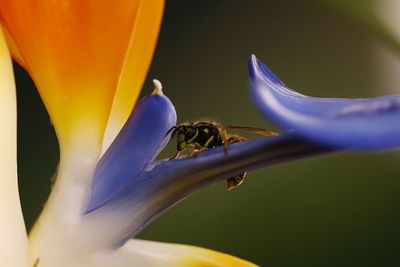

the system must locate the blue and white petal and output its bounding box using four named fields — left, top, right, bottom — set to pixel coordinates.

left=88, top=81, right=177, bottom=212
left=83, top=134, right=333, bottom=247
left=249, top=55, right=400, bottom=150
